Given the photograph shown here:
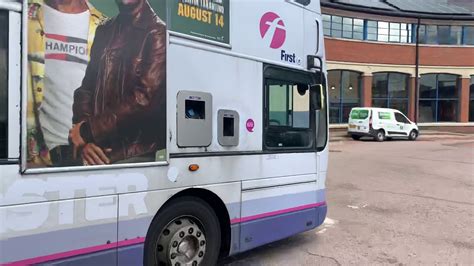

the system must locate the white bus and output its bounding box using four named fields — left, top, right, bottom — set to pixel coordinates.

left=0, top=0, right=329, bottom=265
